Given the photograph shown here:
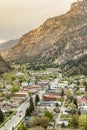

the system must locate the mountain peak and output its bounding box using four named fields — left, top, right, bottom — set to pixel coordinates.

left=69, top=0, right=87, bottom=14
